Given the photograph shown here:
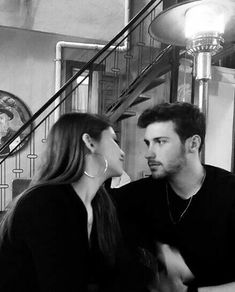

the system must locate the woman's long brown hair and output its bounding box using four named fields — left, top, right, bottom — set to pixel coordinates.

left=0, top=112, right=121, bottom=265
